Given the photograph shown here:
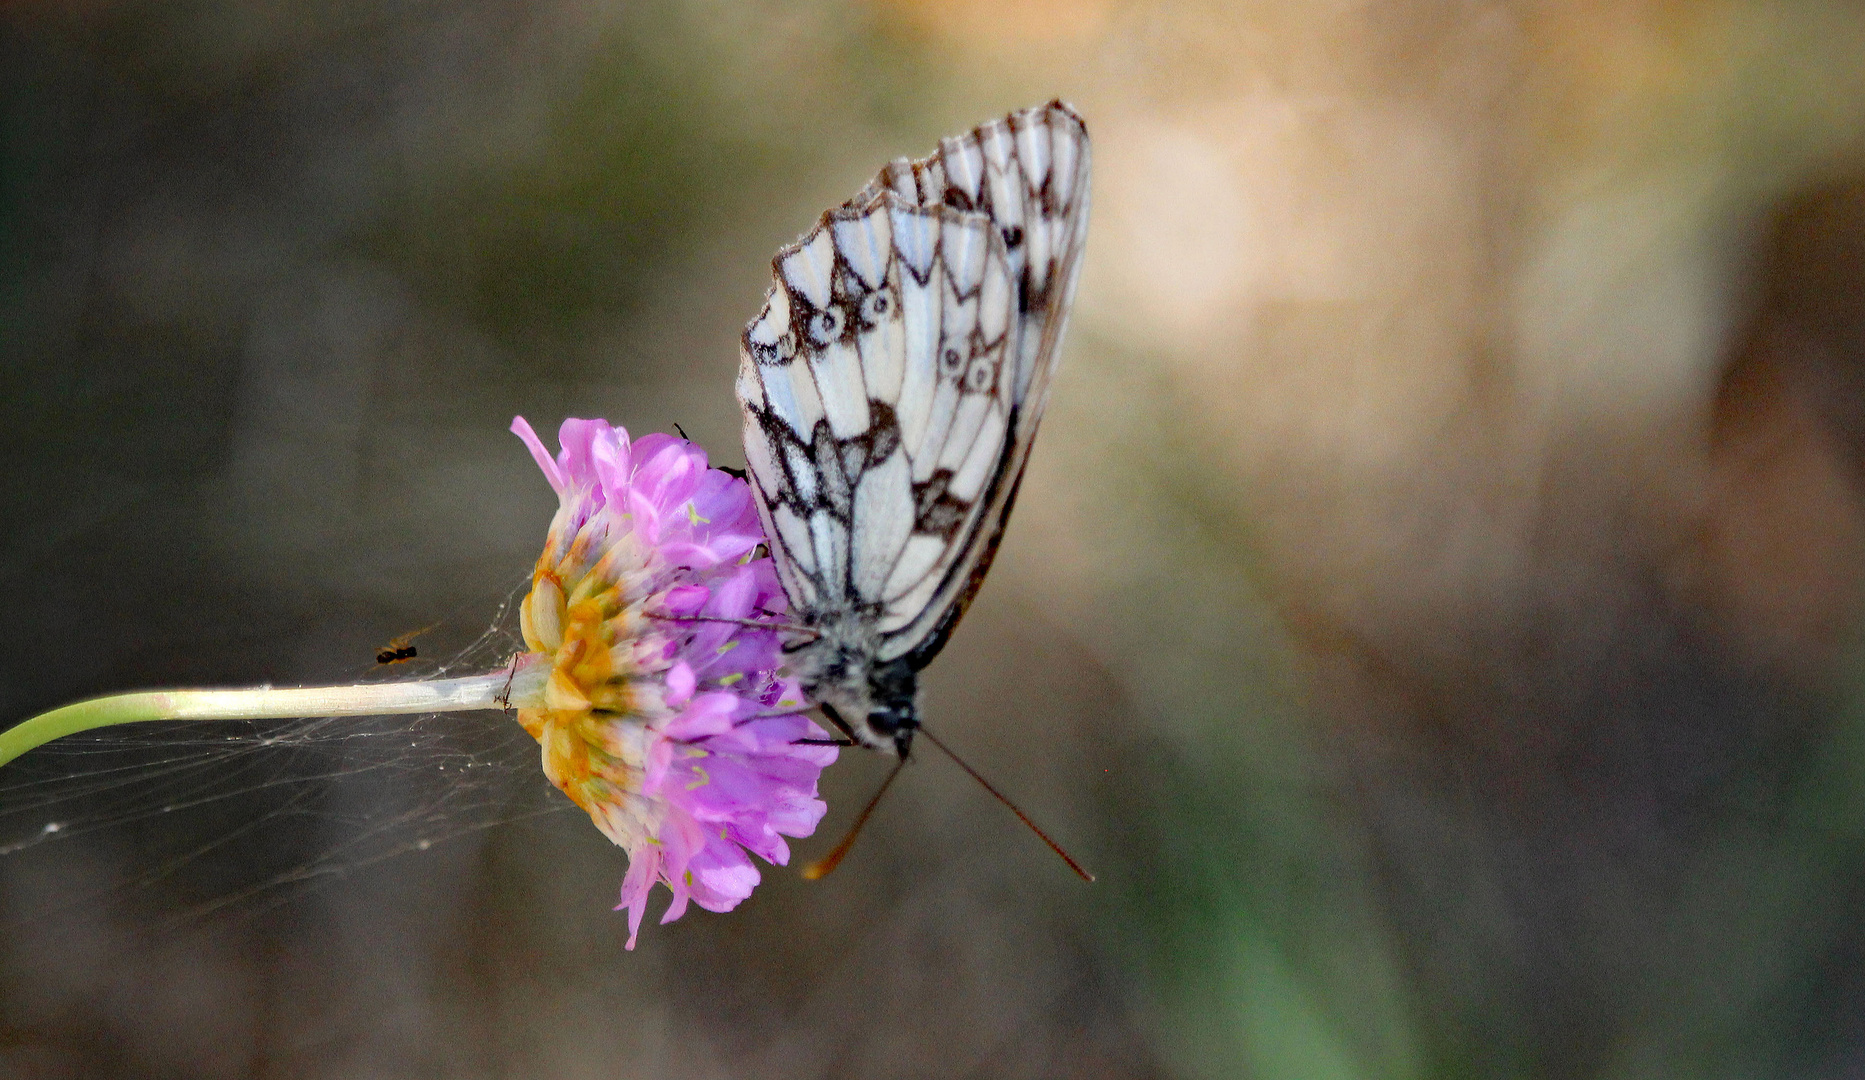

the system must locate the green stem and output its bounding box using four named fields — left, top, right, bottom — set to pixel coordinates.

left=0, top=664, right=545, bottom=768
